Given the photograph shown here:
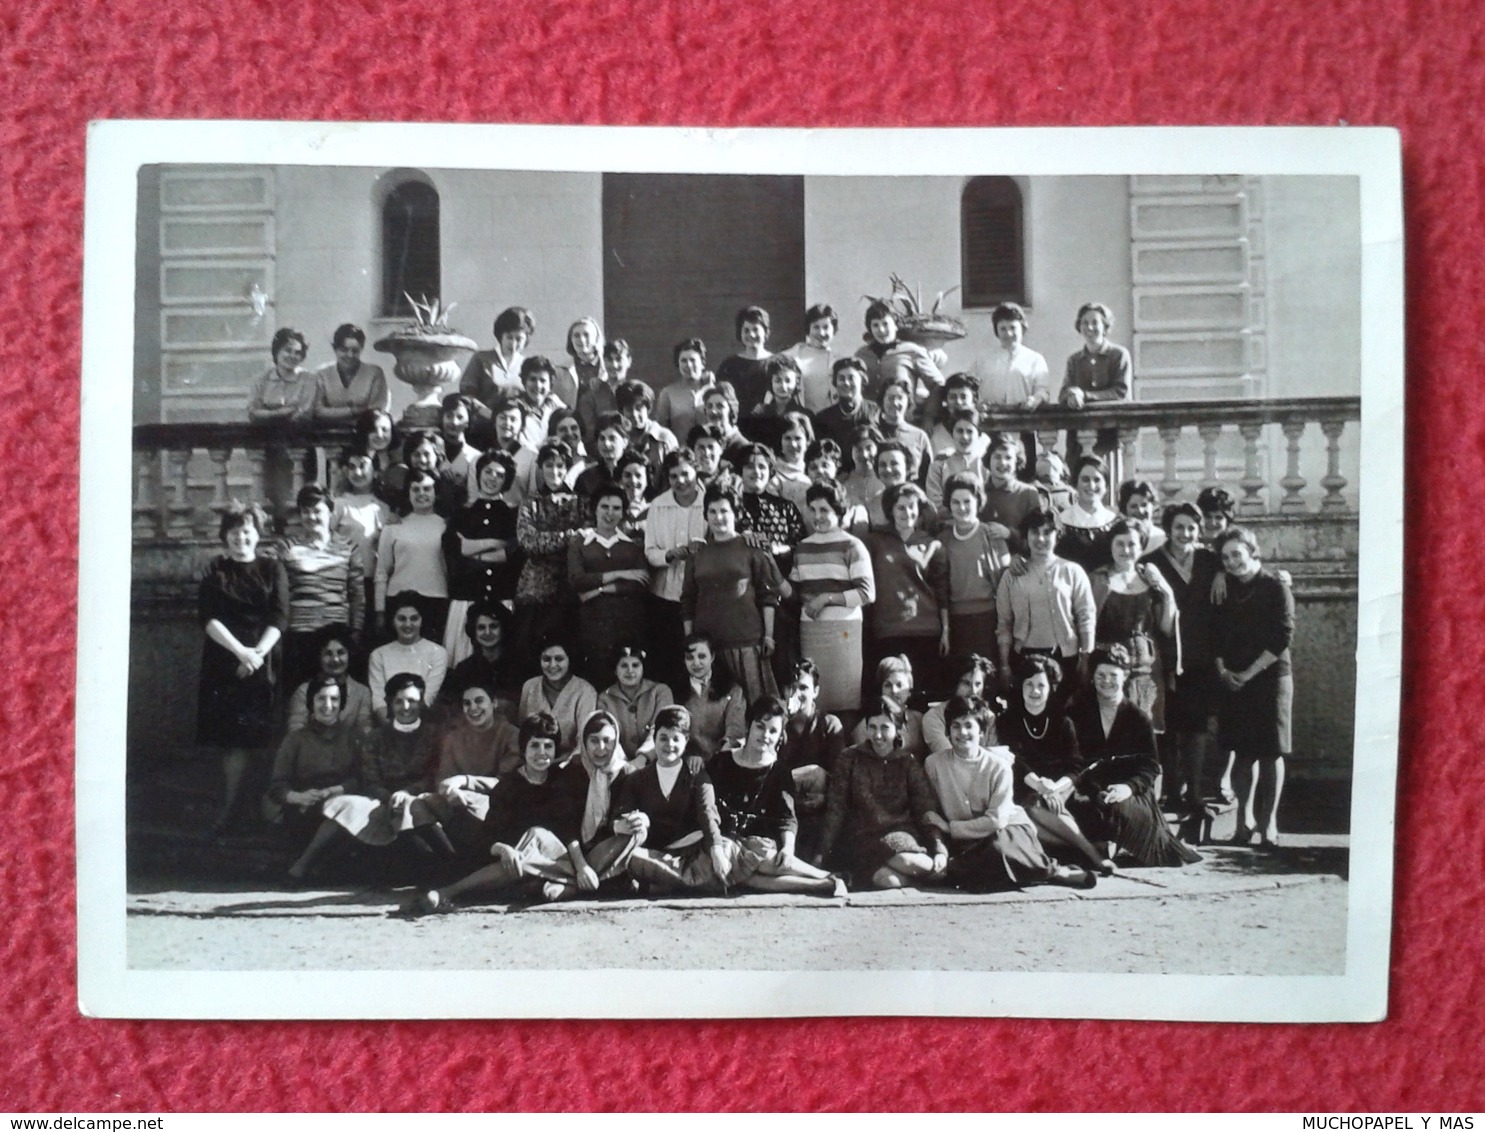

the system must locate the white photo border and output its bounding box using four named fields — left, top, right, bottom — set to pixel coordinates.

left=78, top=121, right=1403, bottom=1021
